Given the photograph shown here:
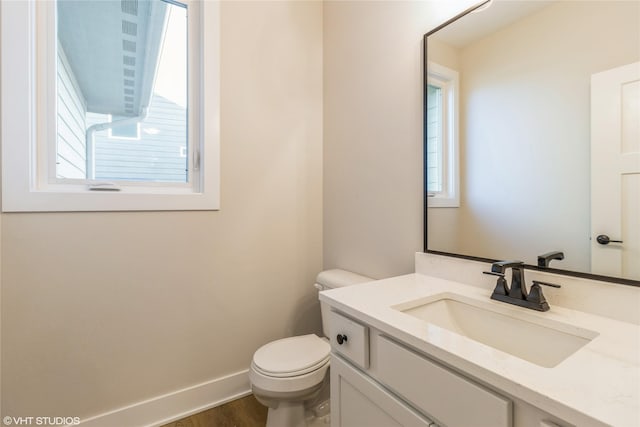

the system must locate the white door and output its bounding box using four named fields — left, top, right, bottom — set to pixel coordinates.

left=591, top=62, right=640, bottom=280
